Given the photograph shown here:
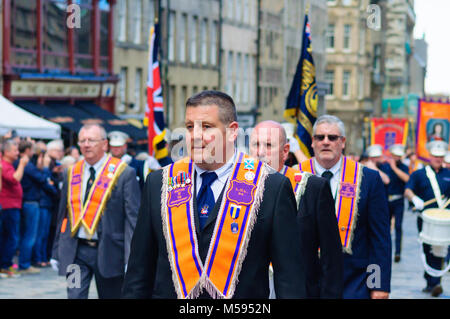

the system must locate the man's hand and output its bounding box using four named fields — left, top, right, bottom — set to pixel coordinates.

left=43, top=153, right=52, bottom=168
left=50, top=259, right=59, bottom=272
left=388, top=157, right=397, bottom=169
left=412, top=195, right=425, bottom=211
left=19, top=154, right=29, bottom=167
left=371, top=291, right=389, bottom=299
